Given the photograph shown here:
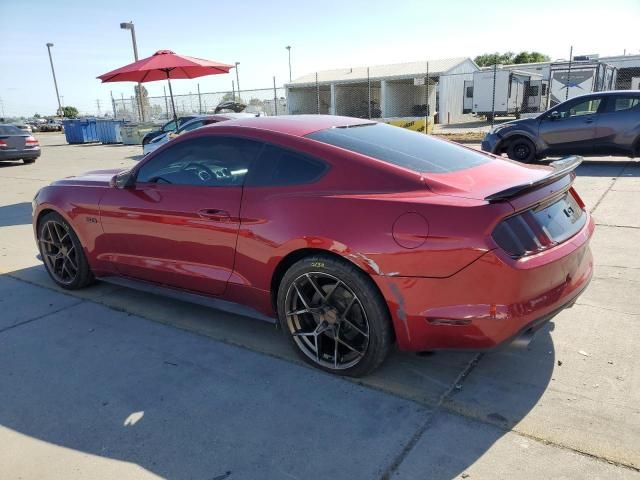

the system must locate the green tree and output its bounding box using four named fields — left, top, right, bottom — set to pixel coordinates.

left=474, top=52, right=515, bottom=67
left=512, top=51, right=550, bottom=64
left=34, top=113, right=41, bottom=118
left=474, top=51, right=550, bottom=67
left=61, top=106, right=79, bottom=118
left=219, top=92, right=244, bottom=103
